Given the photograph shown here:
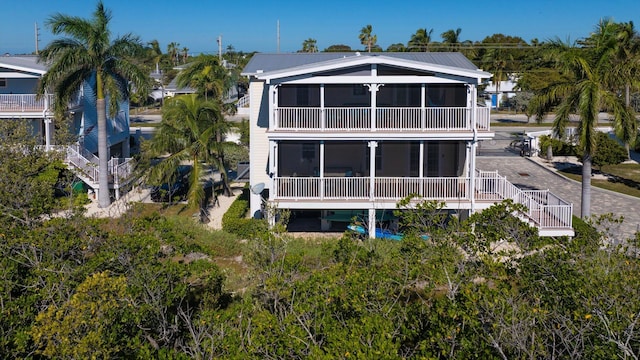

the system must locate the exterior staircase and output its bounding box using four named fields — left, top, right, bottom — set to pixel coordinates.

left=475, top=170, right=574, bottom=237
left=62, top=144, right=135, bottom=199
left=236, top=95, right=250, bottom=116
